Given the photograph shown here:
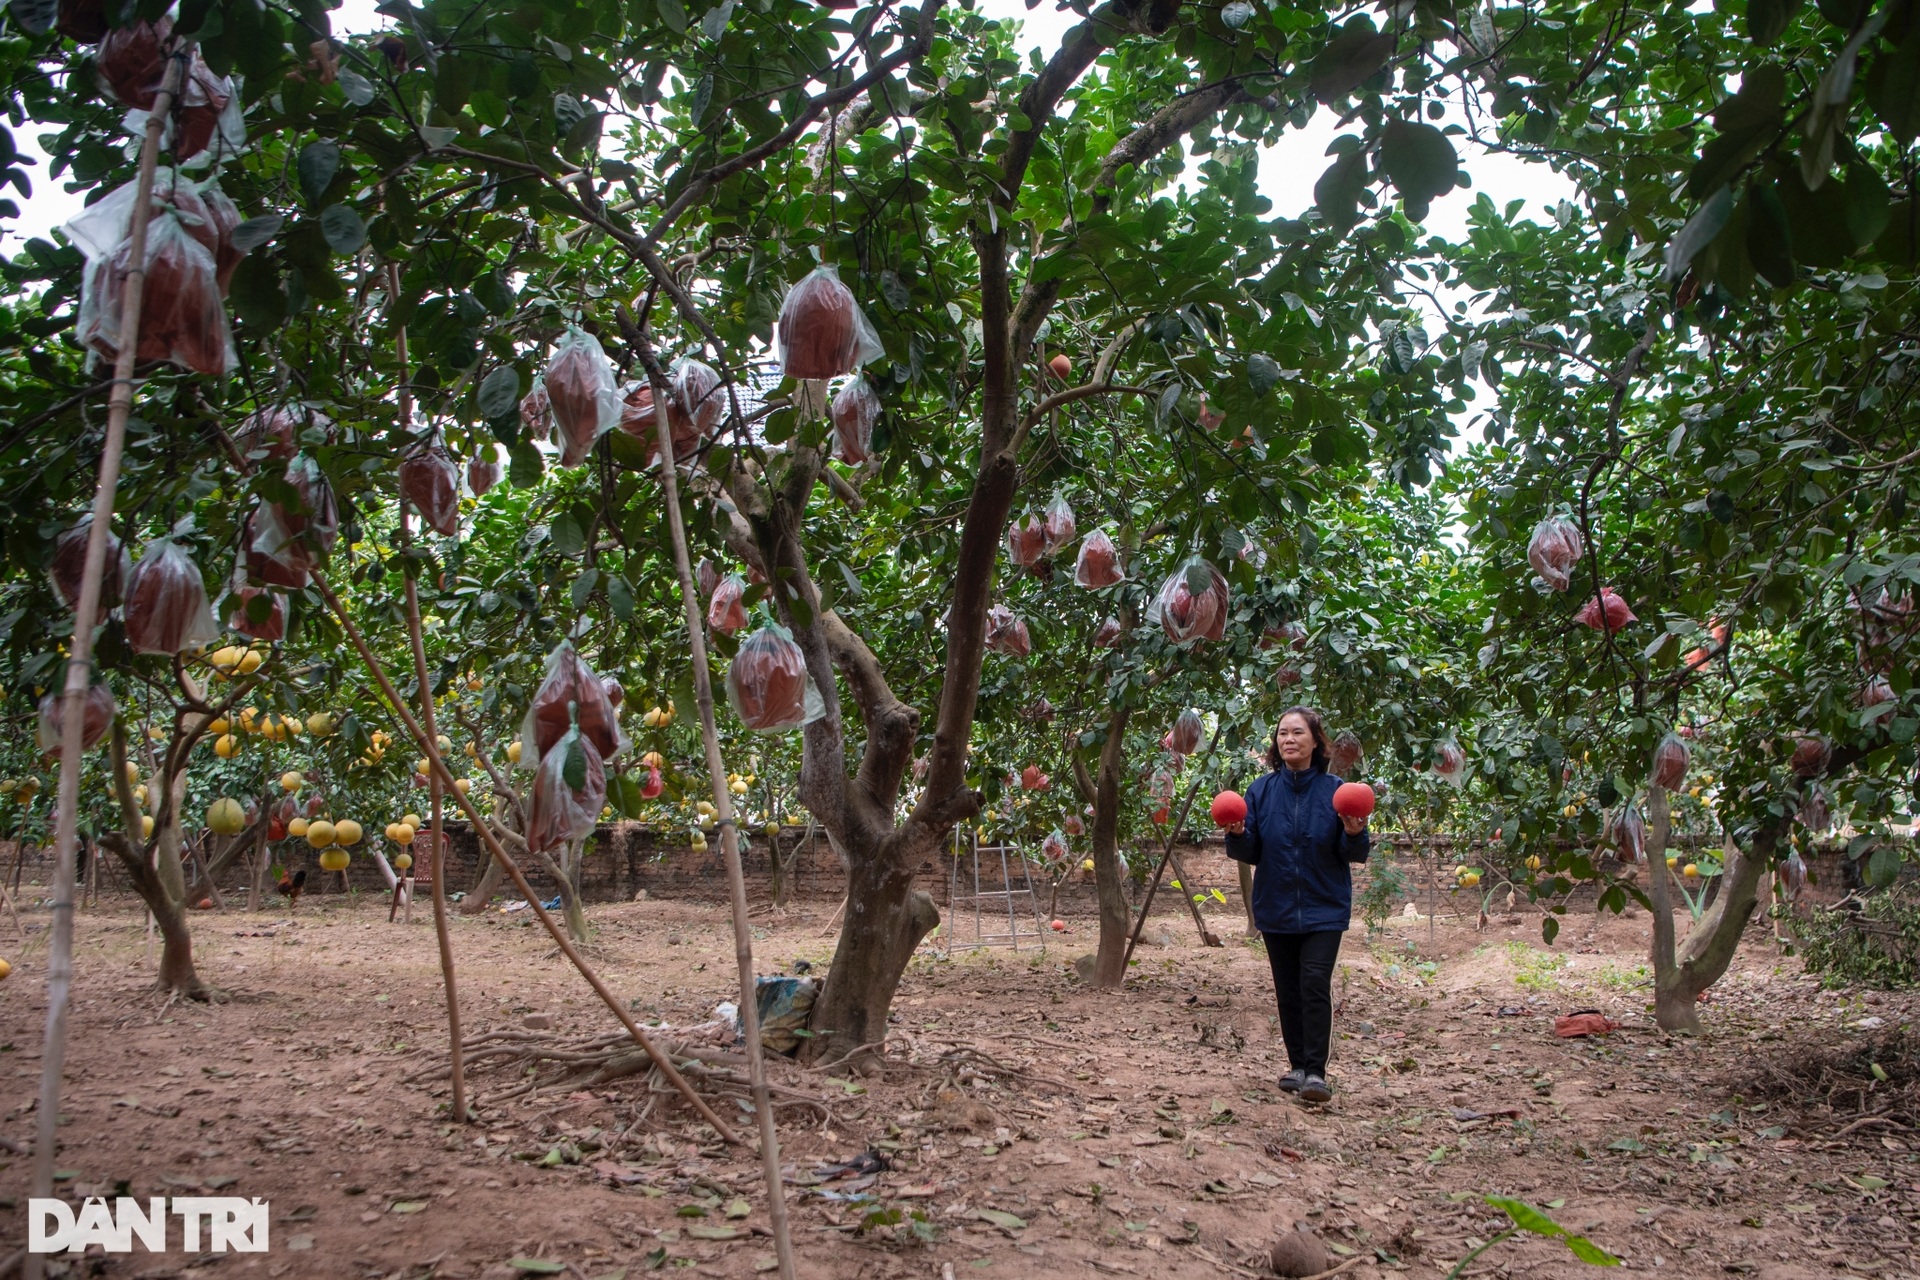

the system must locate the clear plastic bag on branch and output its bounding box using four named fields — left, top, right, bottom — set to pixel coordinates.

left=1274, top=665, right=1302, bottom=690
left=727, top=622, right=824, bottom=732
left=1020, top=764, right=1050, bottom=791
left=776, top=264, right=883, bottom=380
left=698, top=558, right=720, bottom=600
left=1782, top=850, right=1808, bottom=898
left=467, top=454, right=500, bottom=498
left=525, top=726, right=607, bottom=854
left=227, top=584, right=285, bottom=642
left=98, top=19, right=171, bottom=108
left=640, top=765, right=664, bottom=800
left=1432, top=742, right=1466, bottom=787
left=708, top=575, right=748, bottom=635
left=1042, top=494, right=1076, bottom=556
left=76, top=205, right=232, bottom=376
left=521, top=640, right=627, bottom=766
left=1006, top=516, right=1047, bottom=567
left=669, top=358, right=724, bottom=443
left=1328, top=731, right=1364, bottom=779
left=520, top=382, right=552, bottom=444
left=49, top=515, right=131, bottom=610
left=1791, top=734, right=1831, bottom=779
left=1074, top=530, right=1122, bottom=588
left=602, top=677, right=624, bottom=709
left=1041, top=830, right=1069, bottom=864
left=245, top=503, right=310, bottom=589
left=1527, top=516, right=1584, bottom=593
left=1167, top=708, right=1202, bottom=757
left=169, top=57, right=235, bottom=161
left=399, top=442, right=460, bottom=536
left=615, top=380, right=655, bottom=440
left=545, top=328, right=620, bottom=466
left=1799, top=783, right=1831, bottom=832
left=831, top=376, right=879, bottom=465
left=1651, top=732, right=1691, bottom=791
left=1149, top=559, right=1229, bottom=645
left=1574, top=588, right=1636, bottom=634
left=1614, top=805, right=1646, bottom=863
left=1262, top=620, right=1308, bottom=651
left=200, top=181, right=245, bottom=294
left=1862, top=676, right=1896, bottom=708
left=37, top=685, right=115, bottom=759
left=234, top=405, right=330, bottom=460
left=985, top=605, right=1031, bottom=657
left=1092, top=616, right=1123, bottom=649
left=124, top=538, right=220, bottom=654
